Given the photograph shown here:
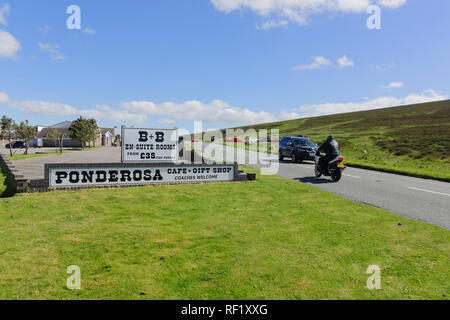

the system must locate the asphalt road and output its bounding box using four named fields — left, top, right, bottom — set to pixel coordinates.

left=1, top=147, right=121, bottom=180
left=205, top=143, right=450, bottom=230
